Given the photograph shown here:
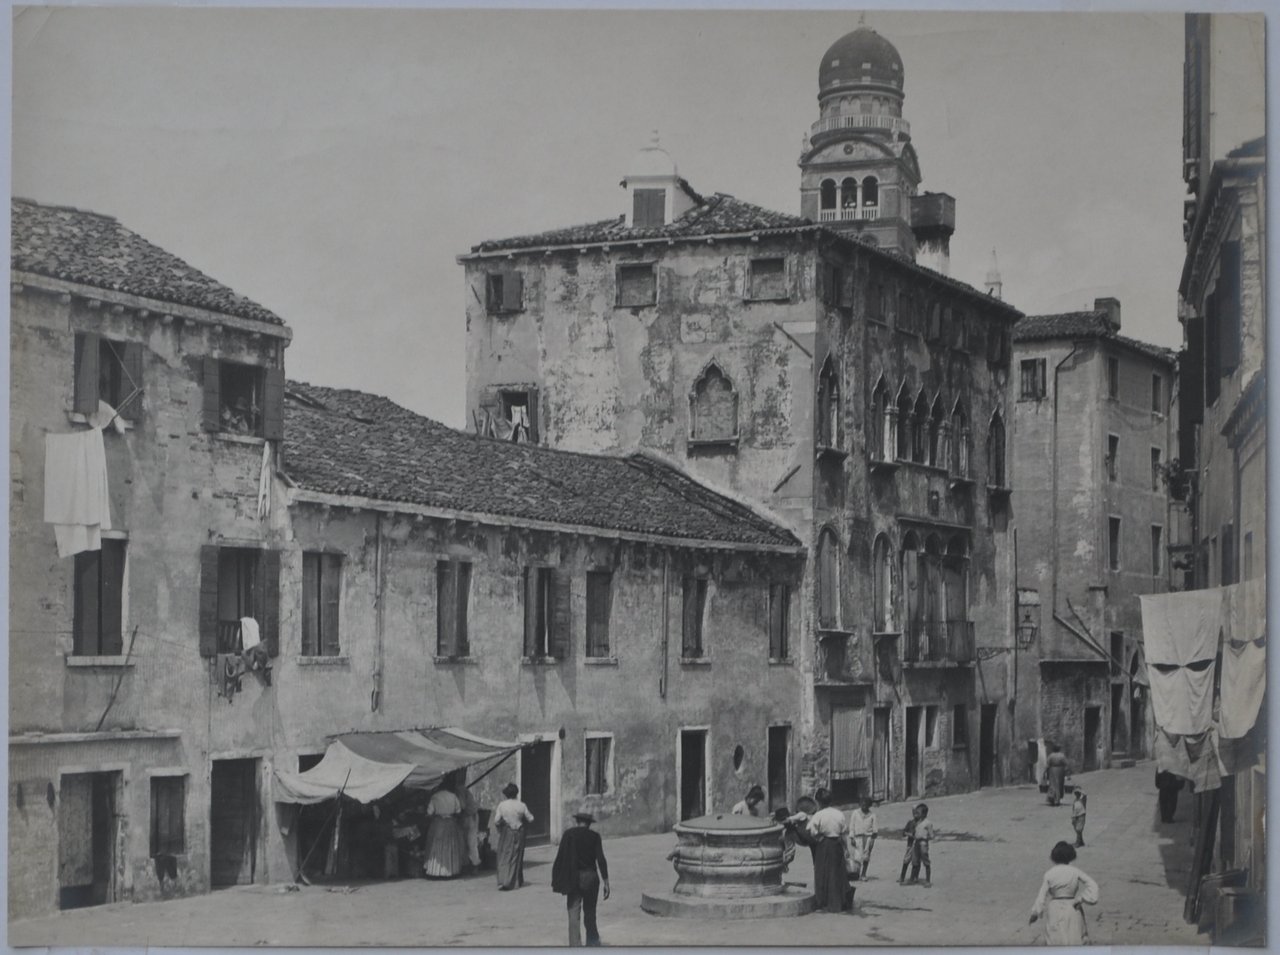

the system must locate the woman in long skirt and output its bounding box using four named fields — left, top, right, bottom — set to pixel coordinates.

left=805, top=788, right=852, bottom=913
left=1044, top=745, right=1070, bottom=806
left=494, top=782, right=534, bottom=890
left=1029, top=841, right=1100, bottom=944
left=423, top=782, right=465, bottom=878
